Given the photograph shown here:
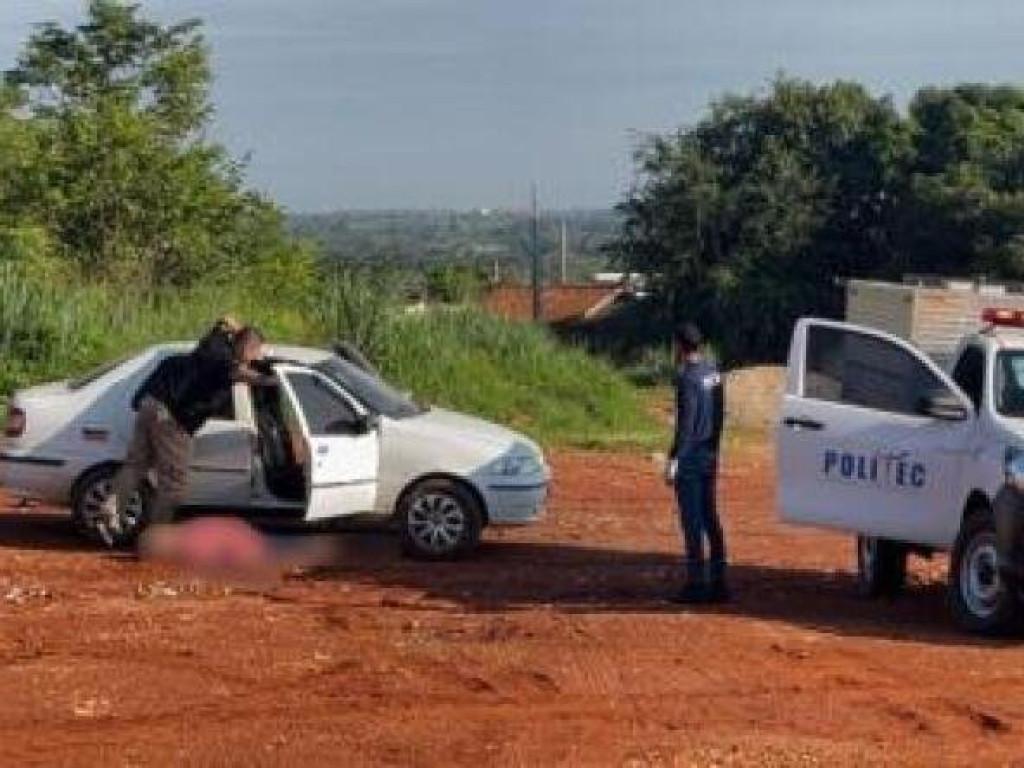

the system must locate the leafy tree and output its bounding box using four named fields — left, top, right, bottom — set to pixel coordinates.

left=899, top=85, right=1024, bottom=278
left=2, top=1, right=309, bottom=287
left=610, top=78, right=910, bottom=362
